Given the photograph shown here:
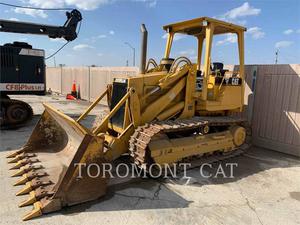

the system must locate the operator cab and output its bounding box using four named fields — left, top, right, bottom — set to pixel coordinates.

left=153, top=17, right=246, bottom=112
